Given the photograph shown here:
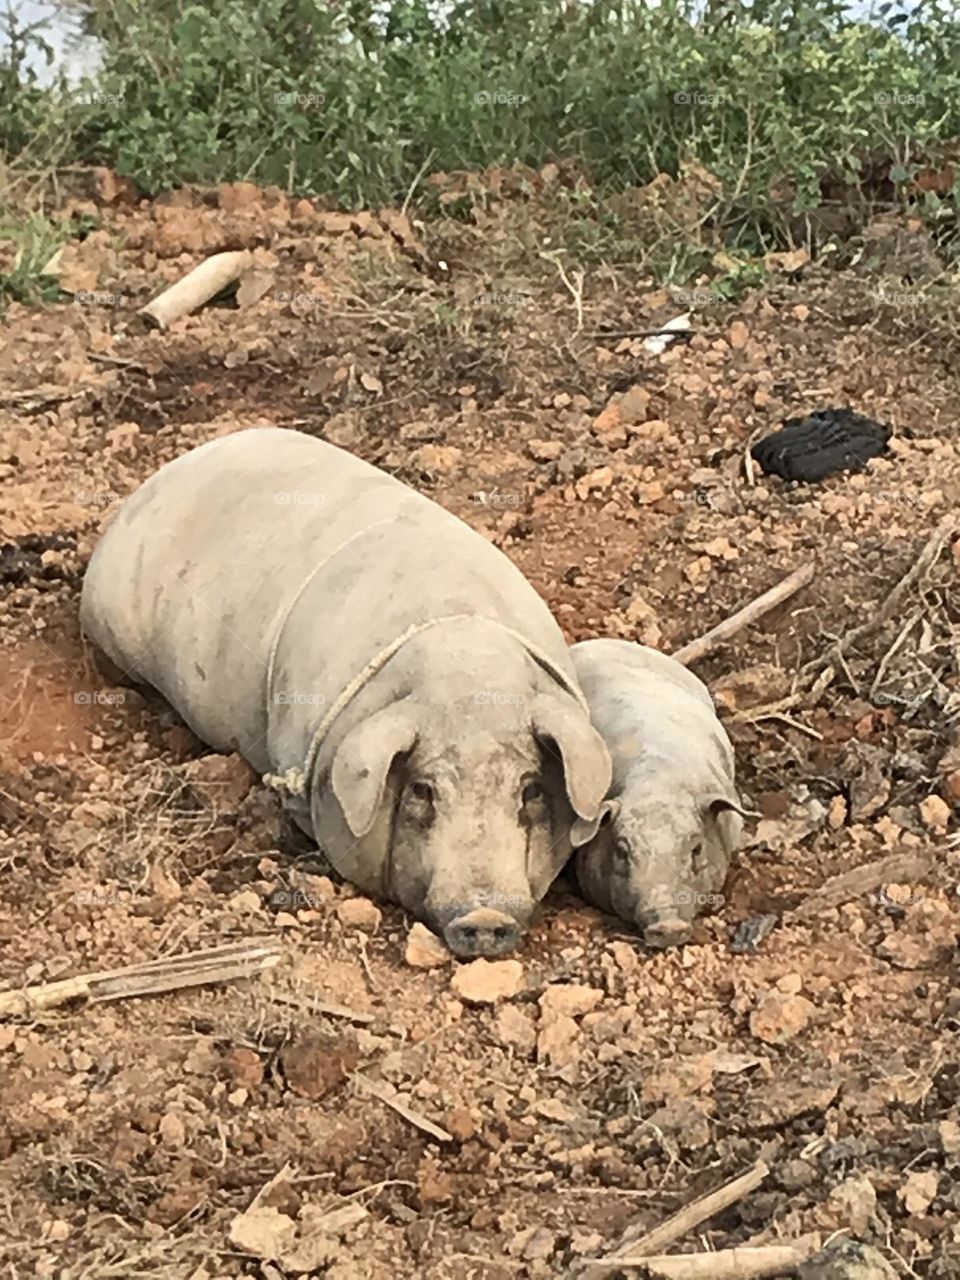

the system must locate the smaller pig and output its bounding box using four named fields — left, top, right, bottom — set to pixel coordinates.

left=569, top=639, right=747, bottom=948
